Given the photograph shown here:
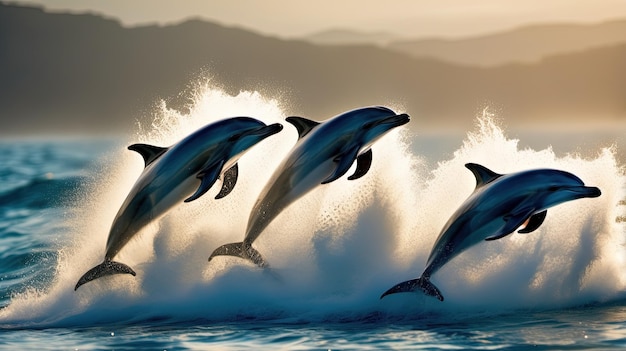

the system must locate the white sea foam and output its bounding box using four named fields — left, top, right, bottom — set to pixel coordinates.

left=1, top=85, right=624, bottom=326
